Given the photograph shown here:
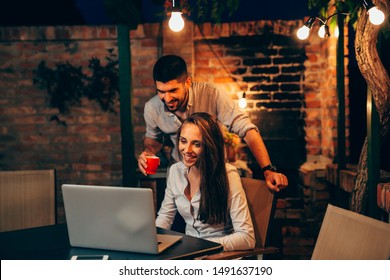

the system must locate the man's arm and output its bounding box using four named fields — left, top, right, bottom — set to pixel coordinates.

left=243, top=129, right=288, bottom=192
left=138, top=137, right=163, bottom=175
